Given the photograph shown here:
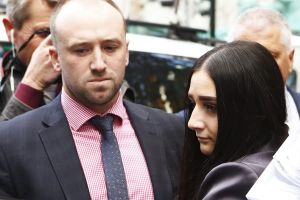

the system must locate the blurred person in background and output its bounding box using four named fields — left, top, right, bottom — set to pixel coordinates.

left=0, top=0, right=61, bottom=121
left=179, top=41, right=288, bottom=200
left=0, top=0, right=184, bottom=199
left=230, top=7, right=300, bottom=133
left=230, top=7, right=300, bottom=200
